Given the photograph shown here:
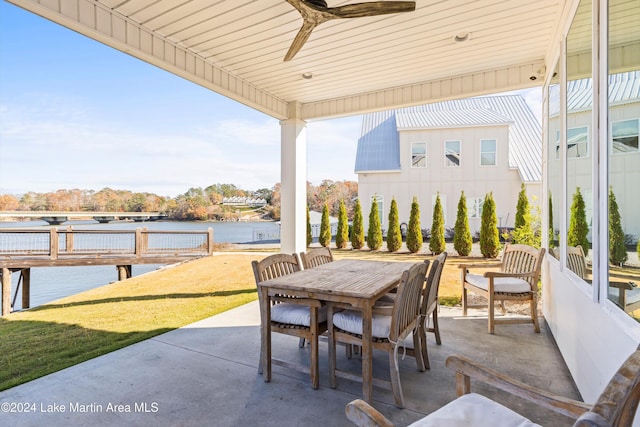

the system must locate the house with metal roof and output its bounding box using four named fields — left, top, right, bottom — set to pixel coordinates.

left=355, top=95, right=541, bottom=233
